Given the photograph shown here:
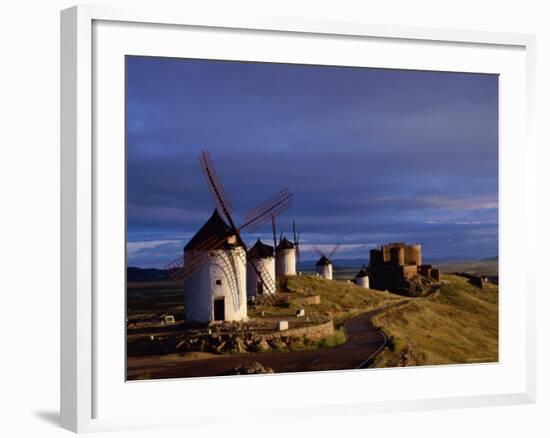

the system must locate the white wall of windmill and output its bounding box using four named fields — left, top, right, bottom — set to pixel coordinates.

left=277, top=248, right=296, bottom=276
left=184, top=248, right=247, bottom=323
left=355, top=276, right=369, bottom=288
left=247, top=256, right=276, bottom=297
left=316, top=263, right=333, bottom=280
